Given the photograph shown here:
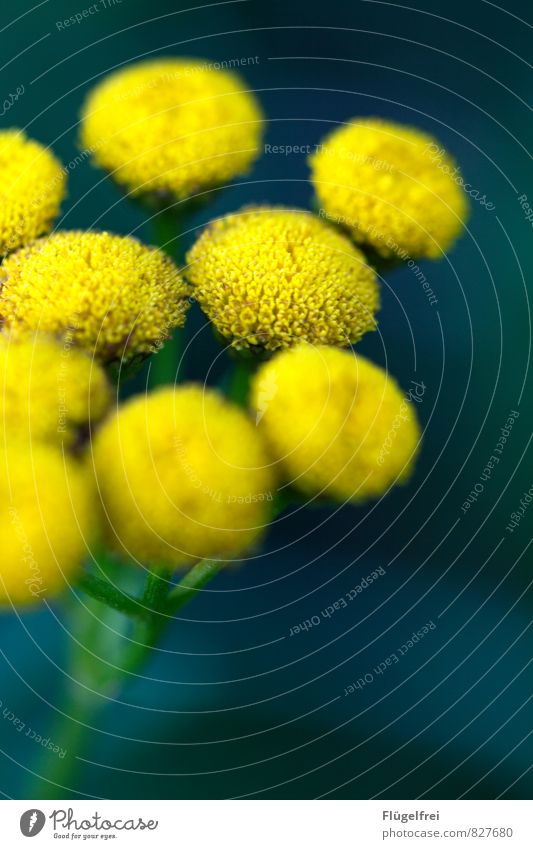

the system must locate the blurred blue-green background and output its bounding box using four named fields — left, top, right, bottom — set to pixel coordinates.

left=0, top=0, right=531, bottom=799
